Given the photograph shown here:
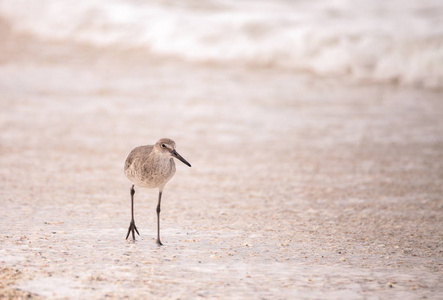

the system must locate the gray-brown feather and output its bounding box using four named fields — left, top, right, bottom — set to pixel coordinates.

left=124, top=144, right=176, bottom=189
